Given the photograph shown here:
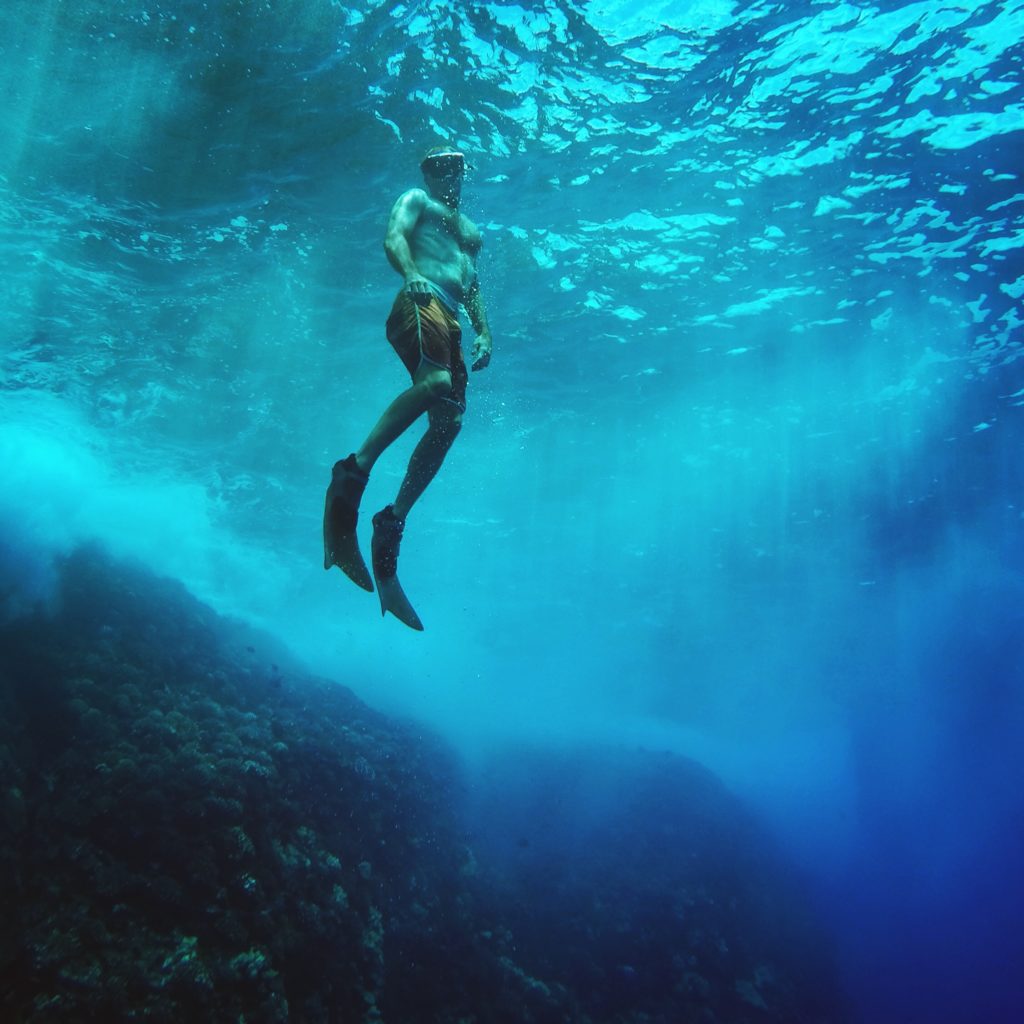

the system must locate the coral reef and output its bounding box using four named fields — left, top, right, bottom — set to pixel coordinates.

left=1, top=546, right=845, bottom=1022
